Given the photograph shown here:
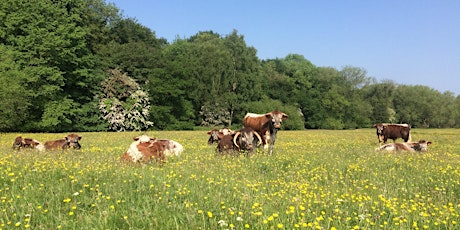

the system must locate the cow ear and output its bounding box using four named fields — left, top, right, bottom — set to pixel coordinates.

left=207, top=131, right=212, bottom=134
left=133, top=136, right=139, bottom=141
left=77, top=136, right=82, bottom=140
left=282, top=113, right=288, bottom=120
left=427, top=141, right=432, bottom=145
left=265, top=113, right=272, bottom=119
